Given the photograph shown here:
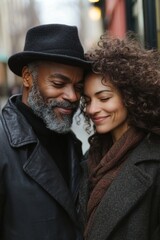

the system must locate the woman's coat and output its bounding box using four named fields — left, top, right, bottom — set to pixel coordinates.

left=80, top=133, right=160, bottom=240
